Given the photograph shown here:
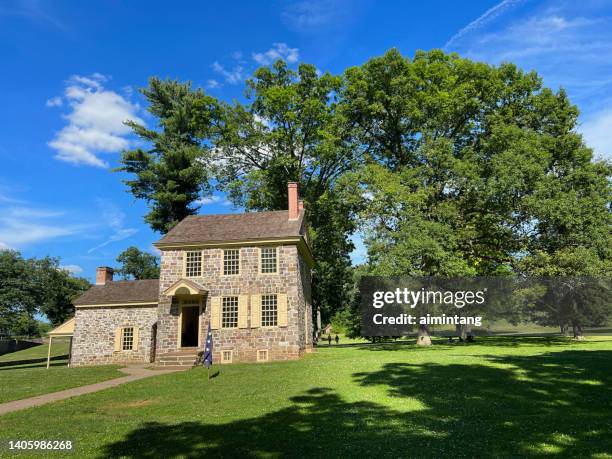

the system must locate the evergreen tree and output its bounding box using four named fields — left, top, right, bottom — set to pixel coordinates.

left=116, top=78, right=221, bottom=233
